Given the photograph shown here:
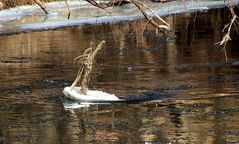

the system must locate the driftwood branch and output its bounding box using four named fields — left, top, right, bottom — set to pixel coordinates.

left=70, top=40, right=105, bottom=95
